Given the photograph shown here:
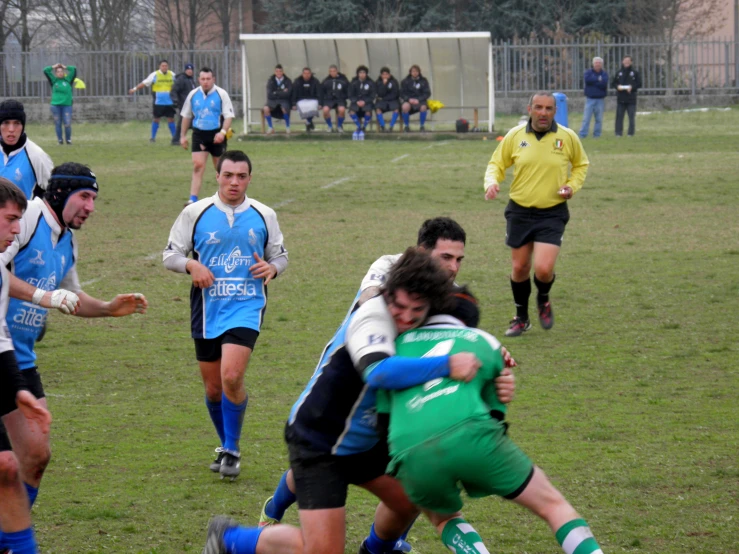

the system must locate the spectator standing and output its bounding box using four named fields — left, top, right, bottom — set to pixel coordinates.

left=578, top=57, right=608, bottom=139
left=43, top=63, right=77, bottom=145
left=263, top=65, right=293, bottom=135
left=321, top=65, right=349, bottom=133
left=400, top=65, right=431, bottom=132
left=291, top=67, right=322, bottom=133
left=170, top=63, right=197, bottom=146
left=611, top=55, right=642, bottom=137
